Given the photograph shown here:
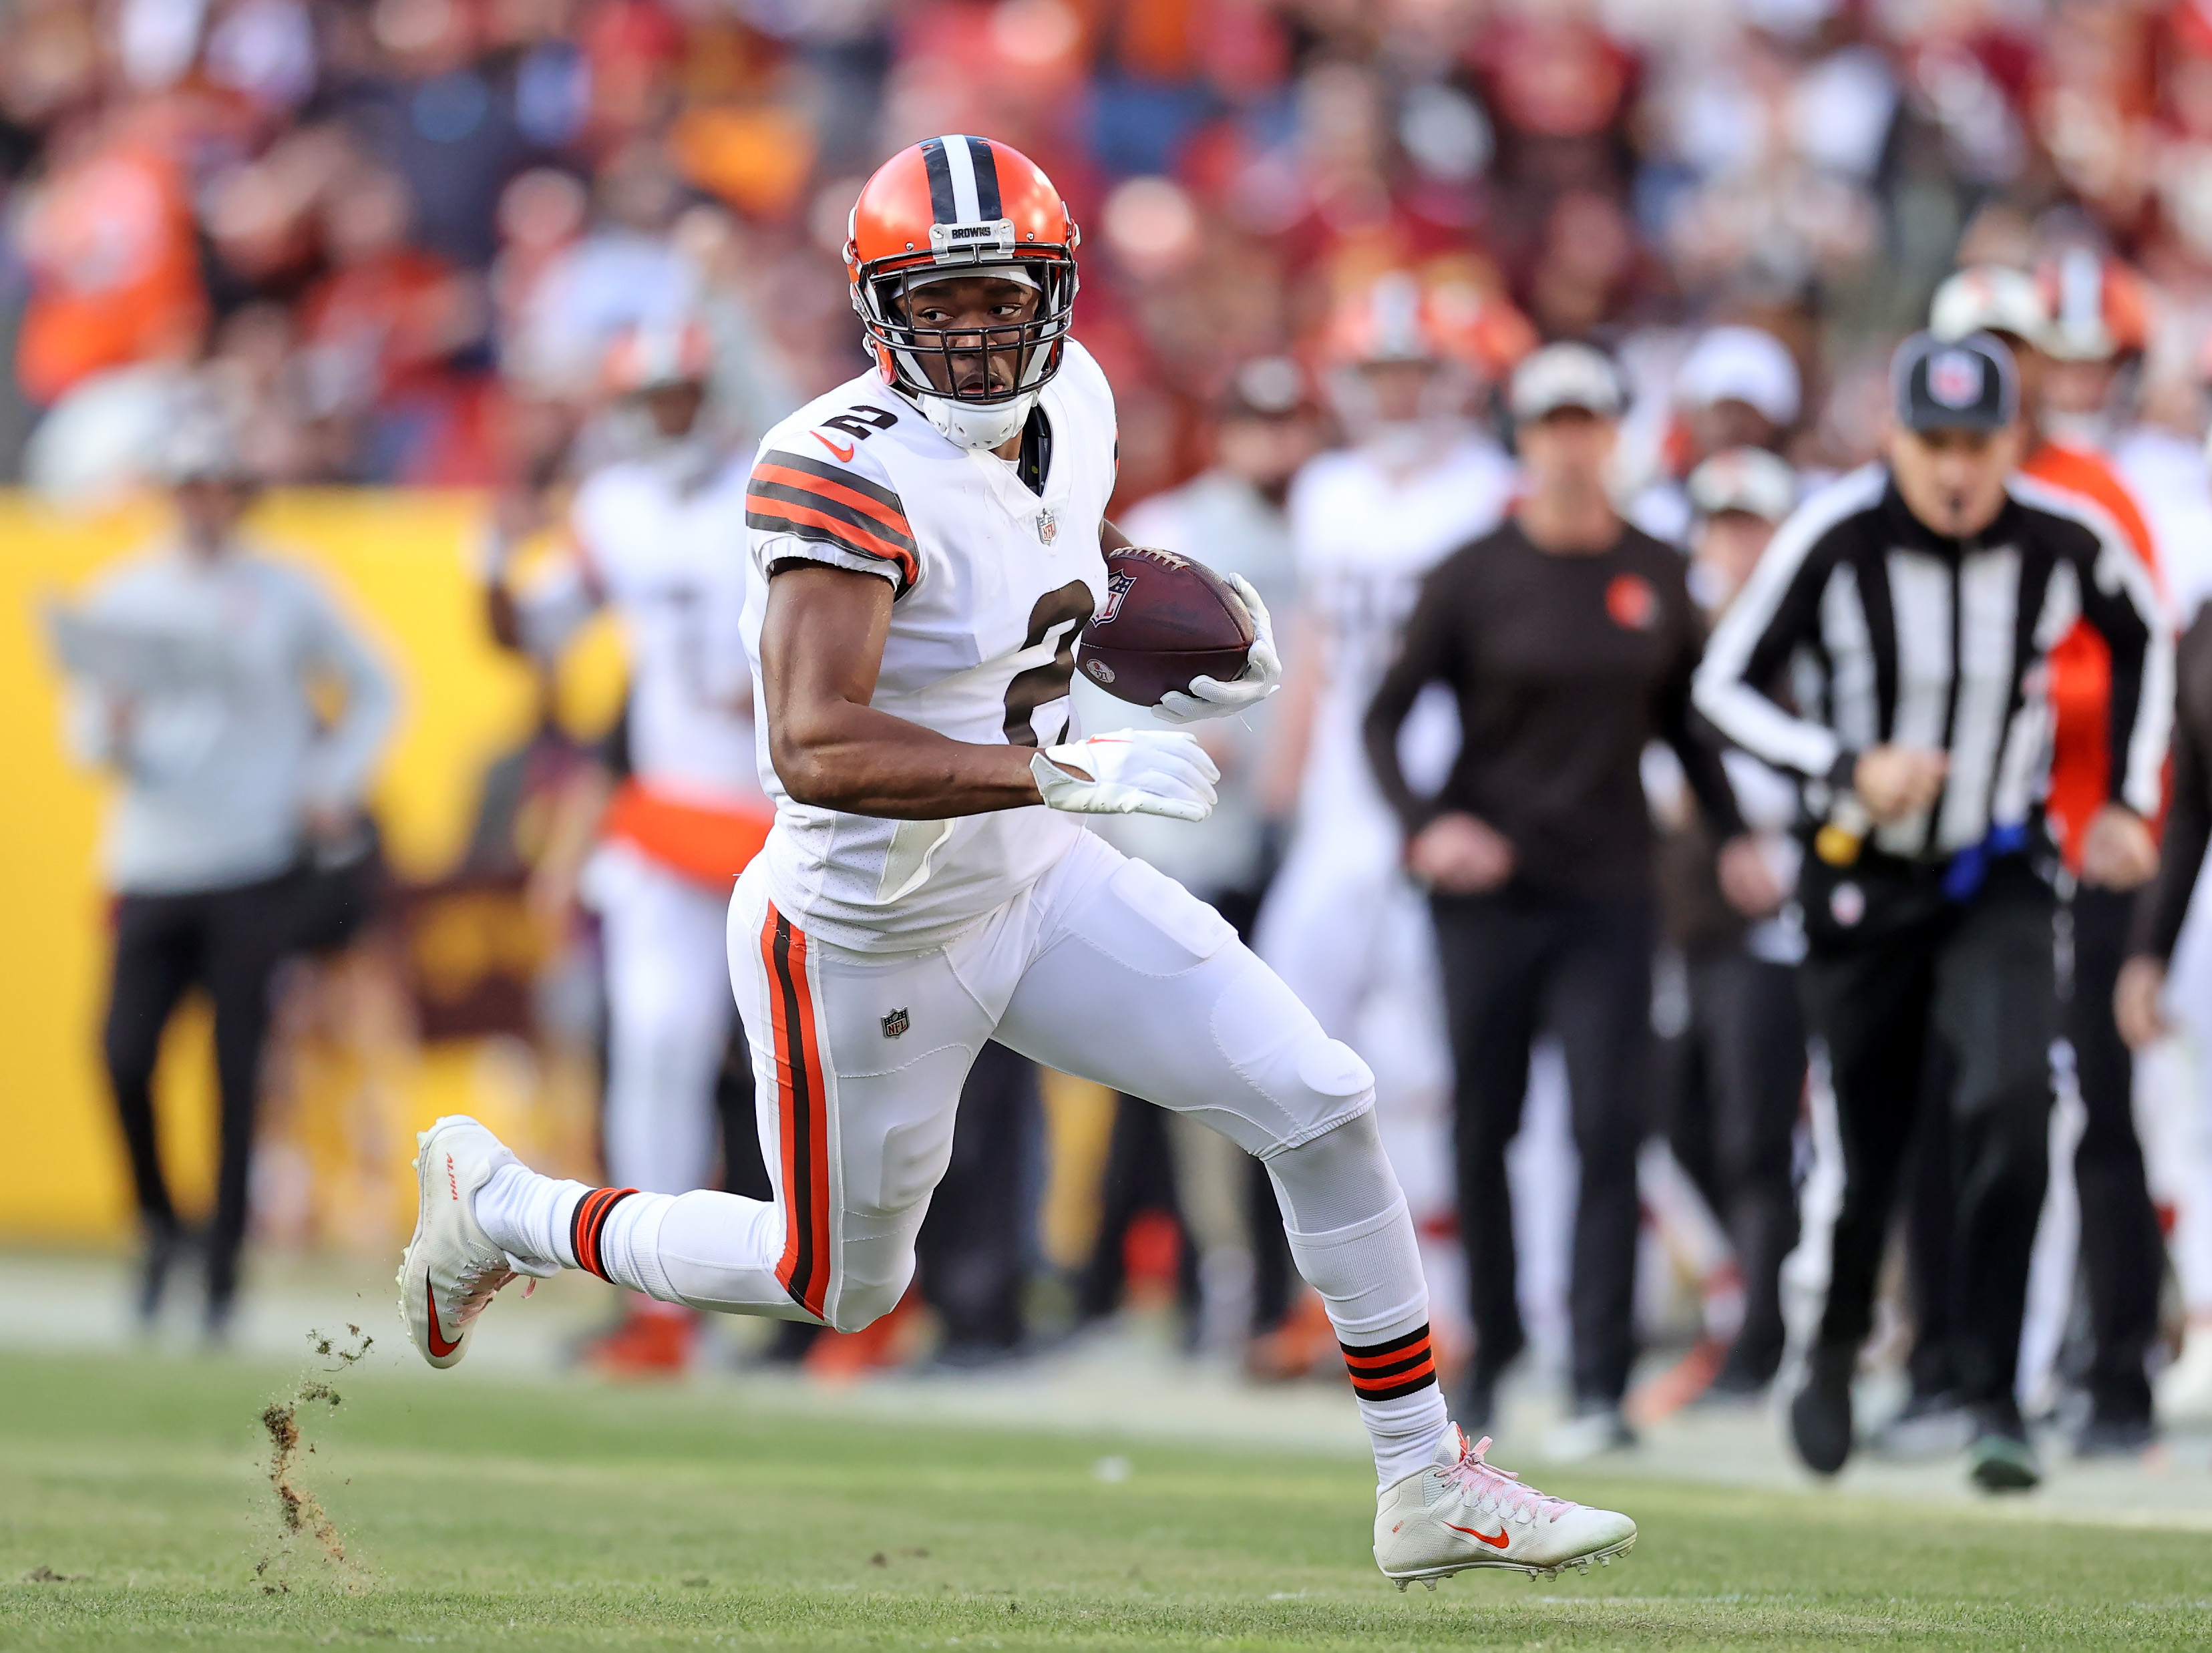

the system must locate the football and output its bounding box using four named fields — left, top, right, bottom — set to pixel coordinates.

left=1076, top=546, right=1256, bottom=708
